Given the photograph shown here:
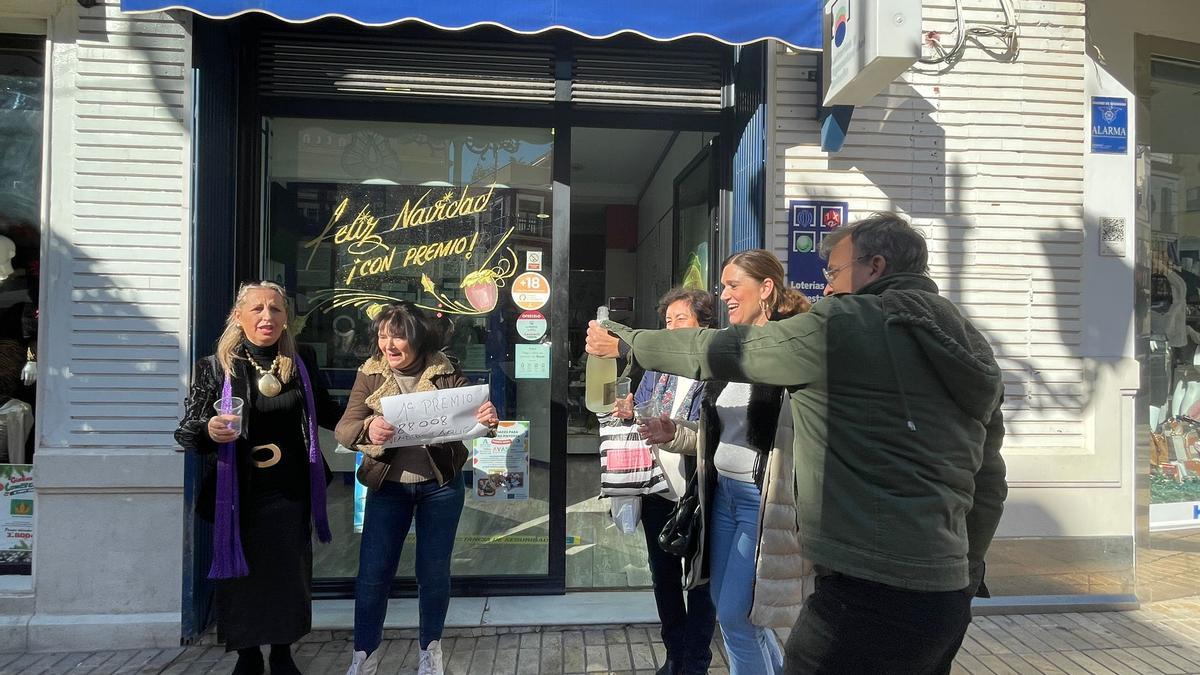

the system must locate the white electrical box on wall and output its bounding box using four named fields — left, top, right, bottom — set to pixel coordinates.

left=823, top=0, right=922, bottom=107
